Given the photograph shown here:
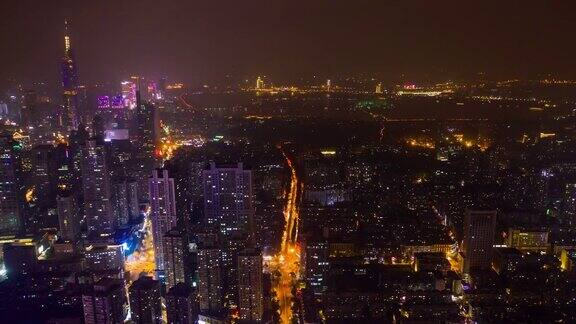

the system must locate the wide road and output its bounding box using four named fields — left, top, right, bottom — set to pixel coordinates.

left=273, top=146, right=302, bottom=324
left=125, top=214, right=156, bottom=281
